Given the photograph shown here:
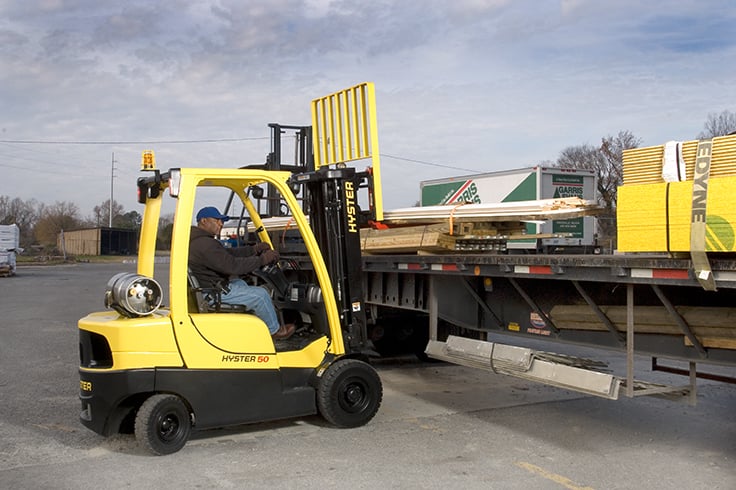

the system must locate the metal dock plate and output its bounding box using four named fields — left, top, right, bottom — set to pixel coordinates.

left=426, top=335, right=621, bottom=400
